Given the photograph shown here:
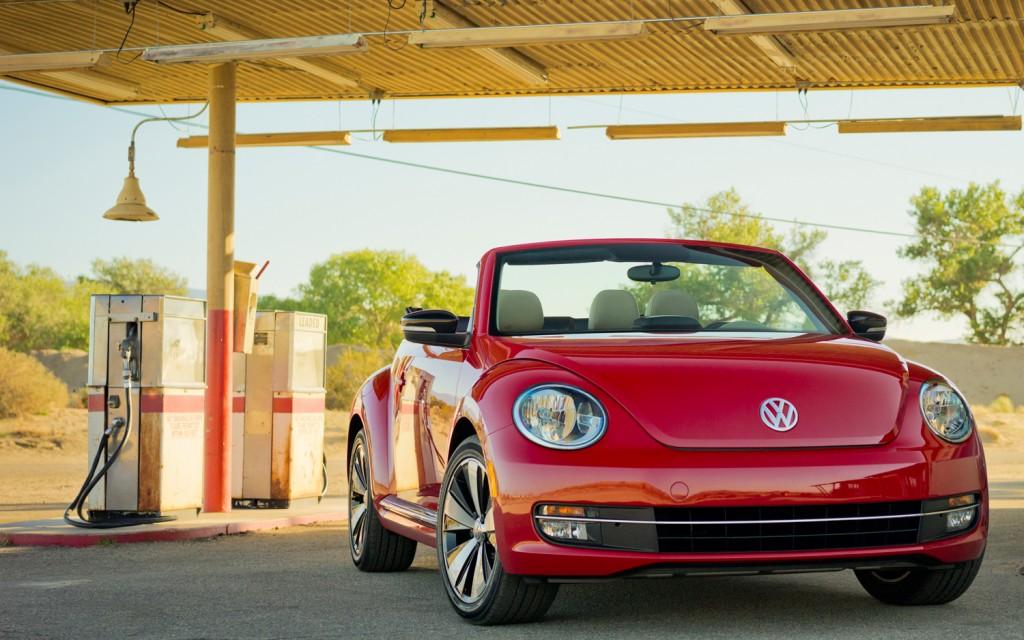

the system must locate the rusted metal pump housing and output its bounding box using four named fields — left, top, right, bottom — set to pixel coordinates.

left=232, top=311, right=328, bottom=508
left=86, top=295, right=207, bottom=518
